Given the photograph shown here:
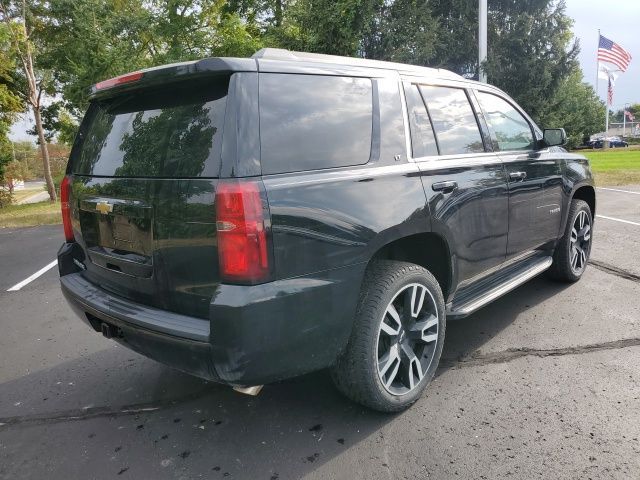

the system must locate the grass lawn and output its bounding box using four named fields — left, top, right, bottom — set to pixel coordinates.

left=0, top=200, right=61, bottom=228
left=579, top=149, right=640, bottom=186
